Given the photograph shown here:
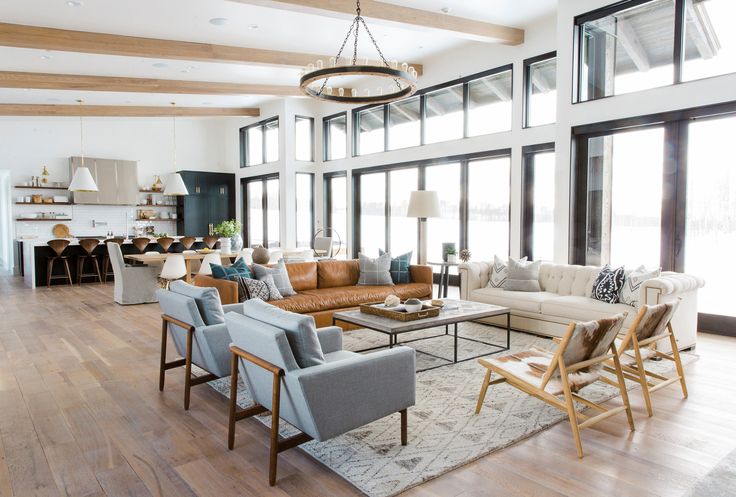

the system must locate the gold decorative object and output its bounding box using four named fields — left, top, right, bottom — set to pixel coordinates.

left=152, top=175, right=164, bottom=192
left=41, top=166, right=49, bottom=184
